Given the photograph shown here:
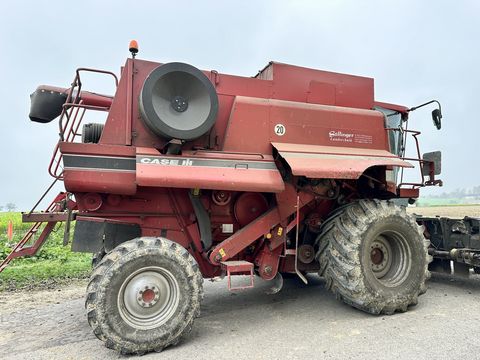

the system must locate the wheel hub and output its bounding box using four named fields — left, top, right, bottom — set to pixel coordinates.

left=118, top=267, right=180, bottom=330
left=370, top=248, right=384, bottom=265
left=137, top=285, right=160, bottom=308
left=370, top=236, right=392, bottom=278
